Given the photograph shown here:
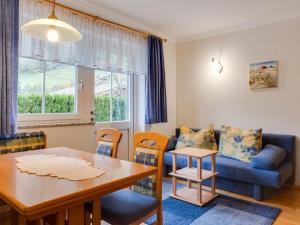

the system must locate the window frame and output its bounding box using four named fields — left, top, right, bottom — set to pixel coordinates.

left=17, top=58, right=133, bottom=126
left=93, top=69, right=131, bottom=124
left=17, top=57, right=86, bottom=124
